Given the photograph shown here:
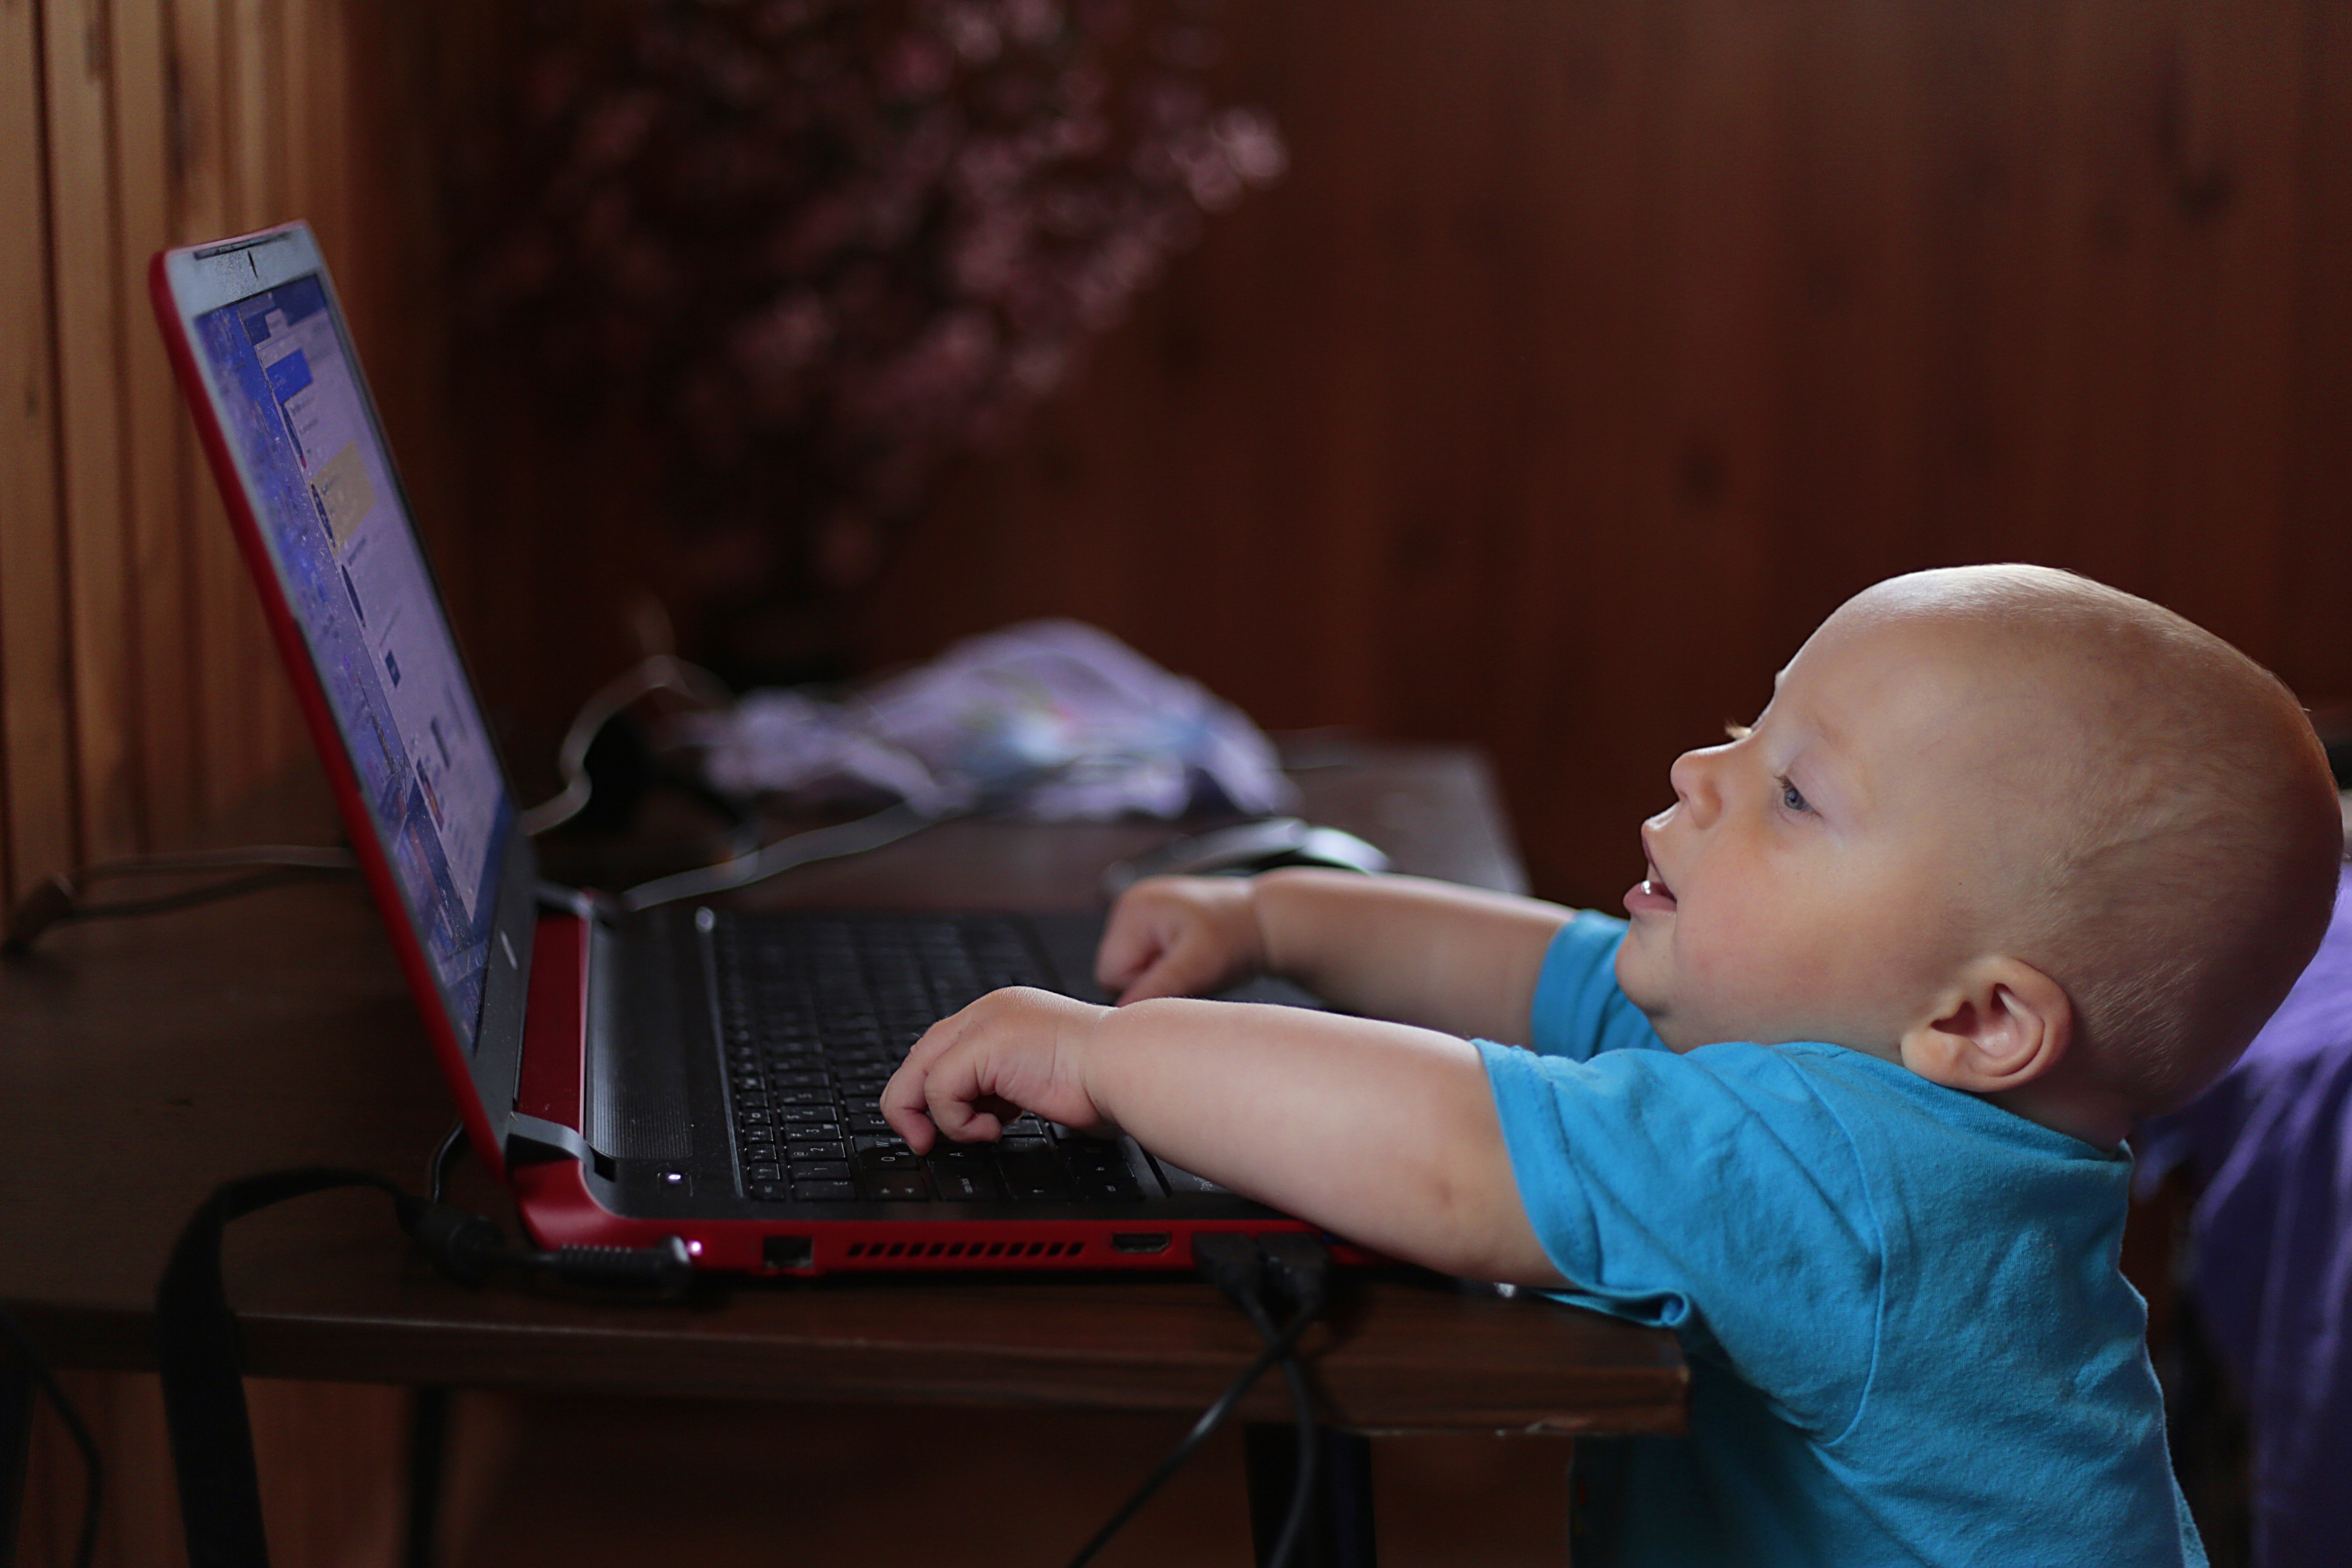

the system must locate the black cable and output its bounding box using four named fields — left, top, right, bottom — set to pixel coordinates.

left=1223, top=1261, right=1322, bottom=1568
left=3, top=848, right=358, bottom=952
left=1063, top=1234, right=1331, bottom=1568
left=155, top=1165, right=695, bottom=1567
left=0, top=1302, right=103, bottom=1568
left=1060, top=1301, right=1320, bottom=1568
left=426, top=1122, right=467, bottom=1205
